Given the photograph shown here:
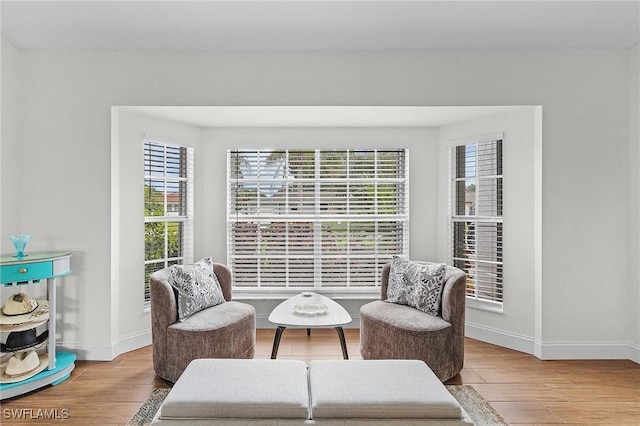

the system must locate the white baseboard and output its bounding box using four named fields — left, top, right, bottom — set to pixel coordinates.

left=630, top=343, right=640, bottom=364
left=465, top=322, right=536, bottom=354
left=56, top=343, right=114, bottom=361
left=466, top=322, right=640, bottom=364
left=111, top=330, right=152, bottom=359
left=58, top=330, right=152, bottom=361
left=537, top=341, right=640, bottom=361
